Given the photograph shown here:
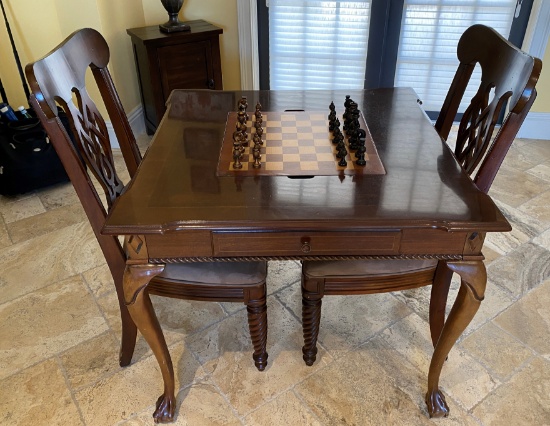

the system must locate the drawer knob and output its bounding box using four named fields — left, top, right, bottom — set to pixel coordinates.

left=207, top=79, right=215, bottom=89
left=301, top=241, right=311, bottom=253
